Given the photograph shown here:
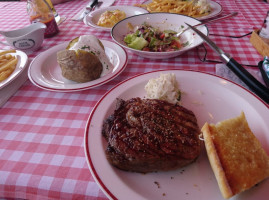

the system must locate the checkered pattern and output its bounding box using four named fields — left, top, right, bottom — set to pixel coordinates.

left=0, top=0, right=268, bottom=199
